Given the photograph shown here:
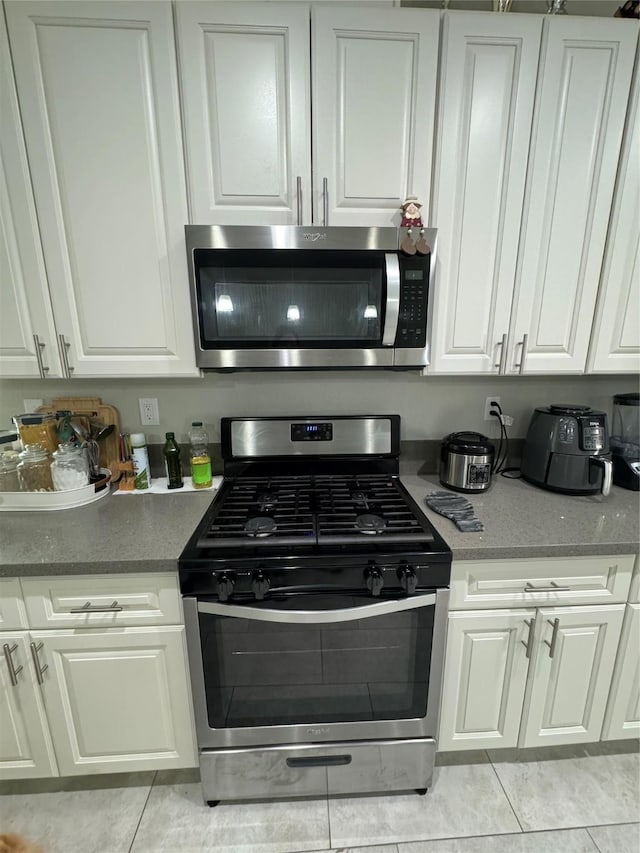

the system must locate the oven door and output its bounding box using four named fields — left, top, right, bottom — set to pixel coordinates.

left=183, top=589, right=449, bottom=749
